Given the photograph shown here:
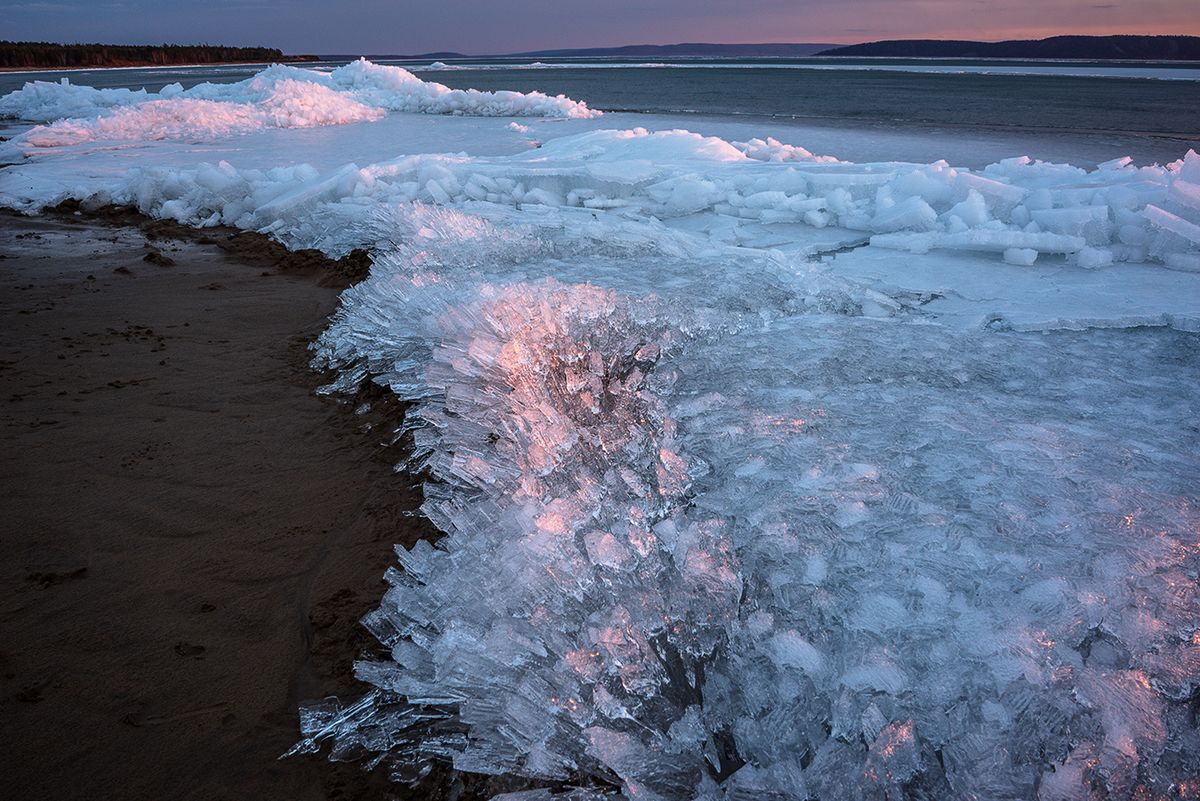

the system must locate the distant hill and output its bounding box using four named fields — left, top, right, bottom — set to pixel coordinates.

left=0, top=41, right=317, bottom=70
left=817, top=35, right=1200, bottom=61
left=510, top=42, right=837, bottom=58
